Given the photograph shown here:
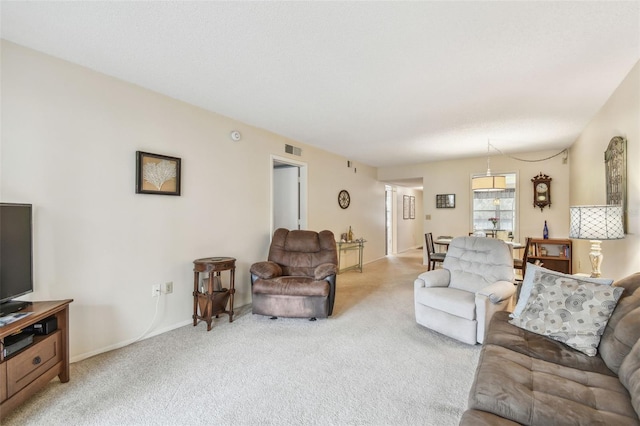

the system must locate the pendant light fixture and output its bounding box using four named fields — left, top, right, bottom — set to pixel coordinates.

left=472, top=140, right=506, bottom=192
